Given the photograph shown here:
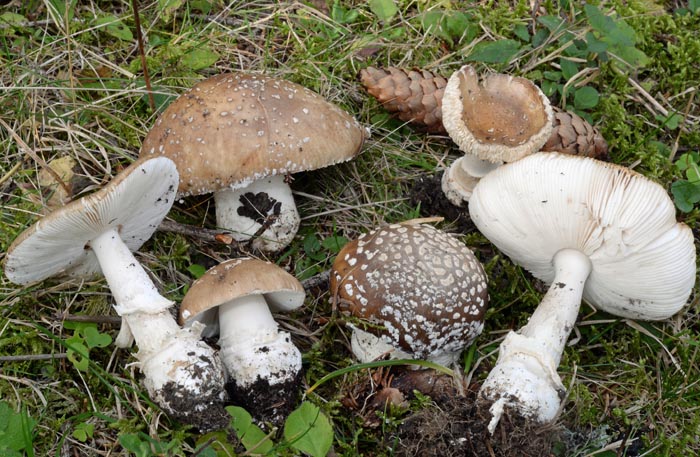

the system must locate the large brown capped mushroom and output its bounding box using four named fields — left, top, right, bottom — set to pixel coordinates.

left=140, top=72, right=366, bottom=252
left=330, top=222, right=489, bottom=366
